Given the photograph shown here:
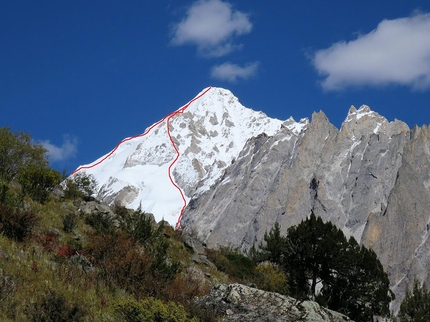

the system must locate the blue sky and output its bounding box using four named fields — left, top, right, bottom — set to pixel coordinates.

left=2, top=1, right=430, bottom=173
